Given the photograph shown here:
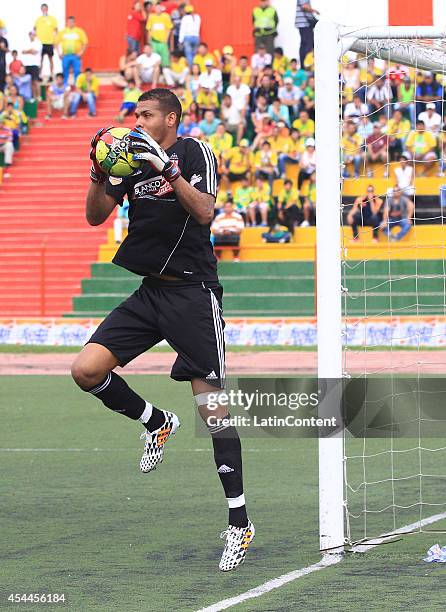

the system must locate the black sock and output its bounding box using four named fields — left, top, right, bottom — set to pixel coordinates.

left=87, top=372, right=166, bottom=431
left=209, top=417, right=248, bottom=528
left=87, top=371, right=145, bottom=419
